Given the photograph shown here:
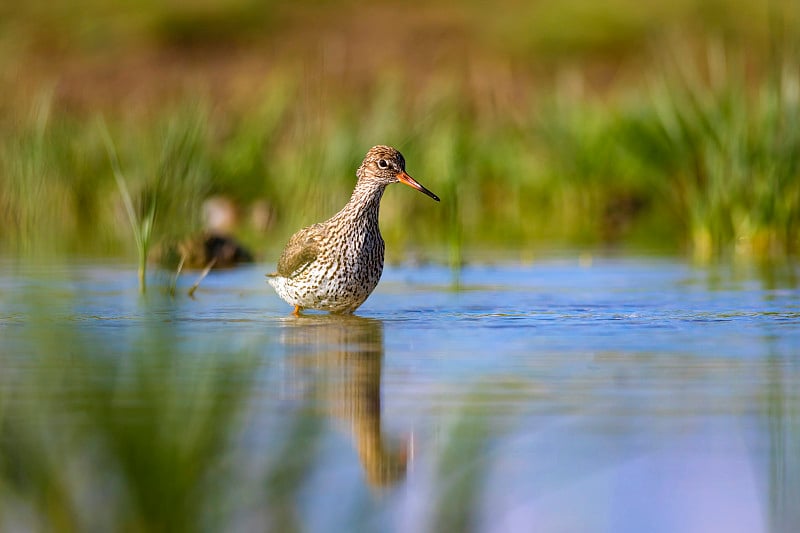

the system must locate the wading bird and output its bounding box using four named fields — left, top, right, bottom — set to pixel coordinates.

left=268, top=145, right=439, bottom=315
